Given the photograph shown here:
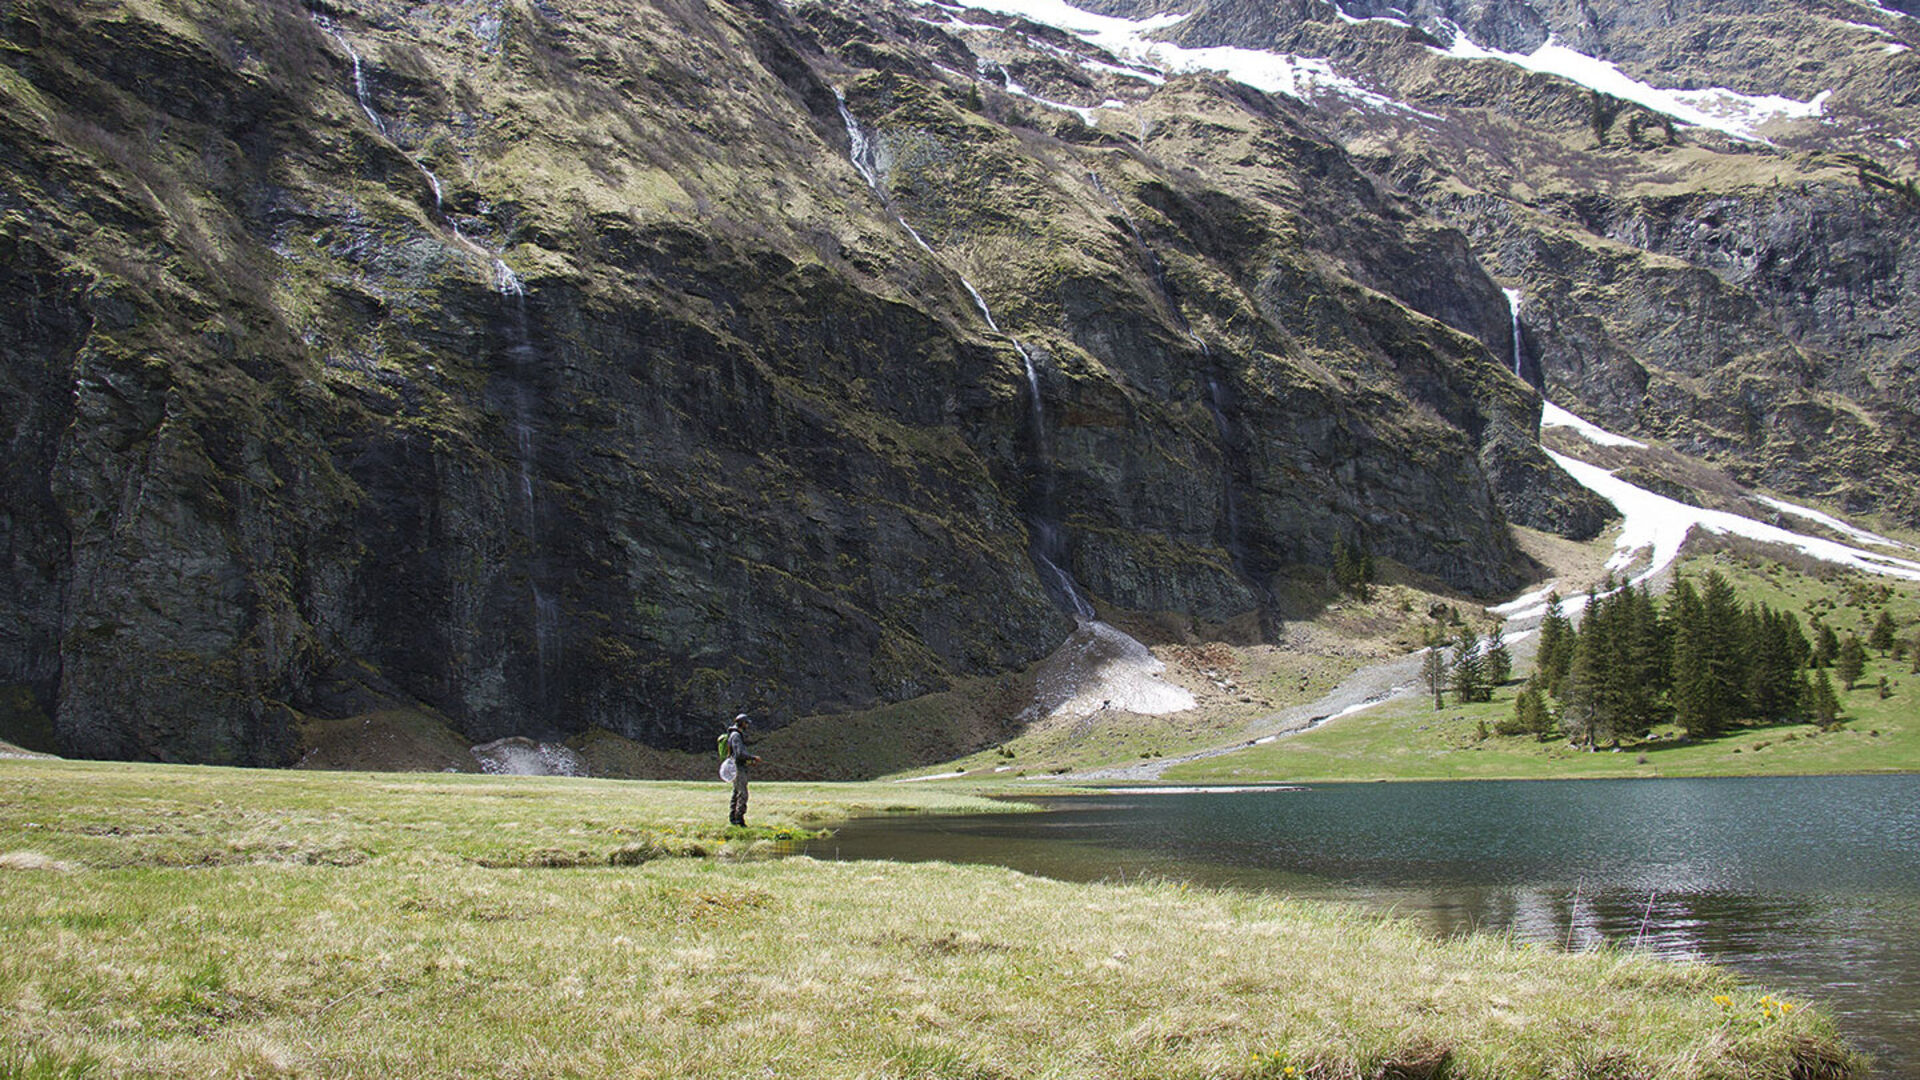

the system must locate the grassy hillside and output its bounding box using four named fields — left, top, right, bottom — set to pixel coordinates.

left=0, top=759, right=1861, bottom=1079
left=1171, top=549, right=1920, bottom=784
